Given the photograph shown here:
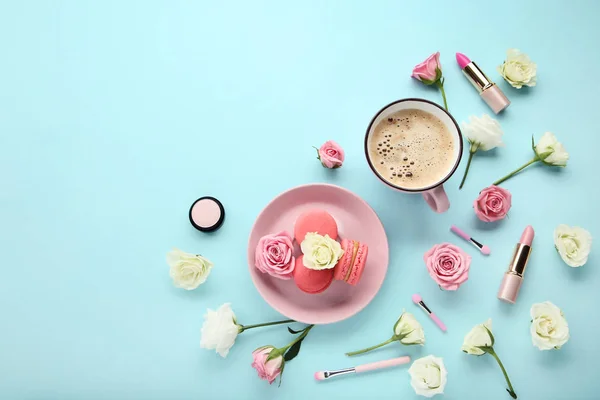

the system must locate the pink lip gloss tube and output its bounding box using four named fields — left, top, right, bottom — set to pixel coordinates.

left=498, top=226, right=534, bottom=303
